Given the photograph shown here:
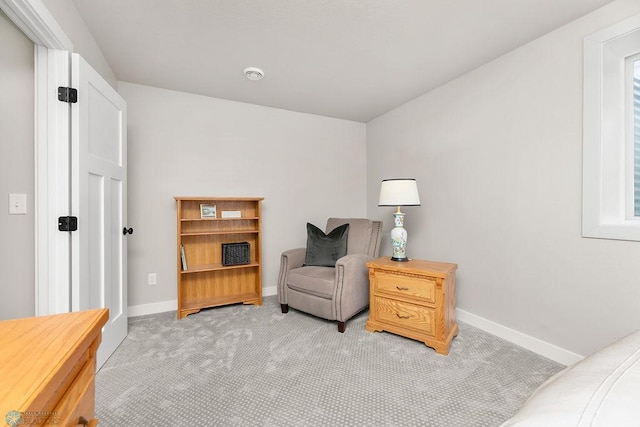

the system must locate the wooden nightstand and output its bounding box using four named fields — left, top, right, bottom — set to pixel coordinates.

left=366, top=257, right=458, bottom=355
